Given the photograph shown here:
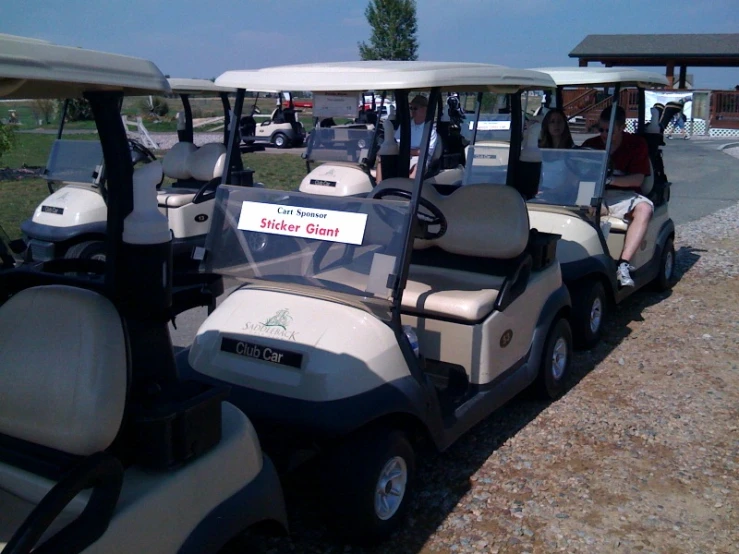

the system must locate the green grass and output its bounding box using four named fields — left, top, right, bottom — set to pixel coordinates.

left=0, top=178, right=48, bottom=240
